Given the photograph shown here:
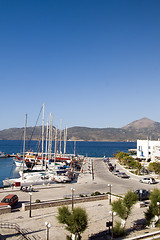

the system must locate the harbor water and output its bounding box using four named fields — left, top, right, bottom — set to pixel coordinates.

left=0, top=140, right=136, bottom=187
